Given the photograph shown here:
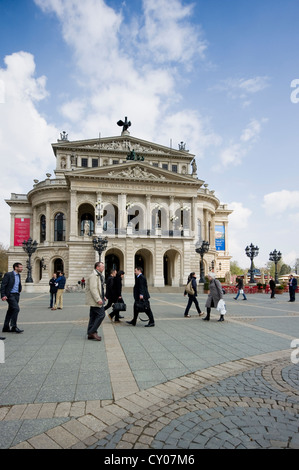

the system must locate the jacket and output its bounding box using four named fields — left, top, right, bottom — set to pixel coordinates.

left=205, top=279, right=223, bottom=308
left=133, top=274, right=150, bottom=301
left=85, top=270, right=105, bottom=307
left=56, top=275, right=66, bottom=289
left=105, top=275, right=117, bottom=301
left=49, top=278, right=58, bottom=293
left=1, top=271, right=22, bottom=298
left=185, top=277, right=198, bottom=297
